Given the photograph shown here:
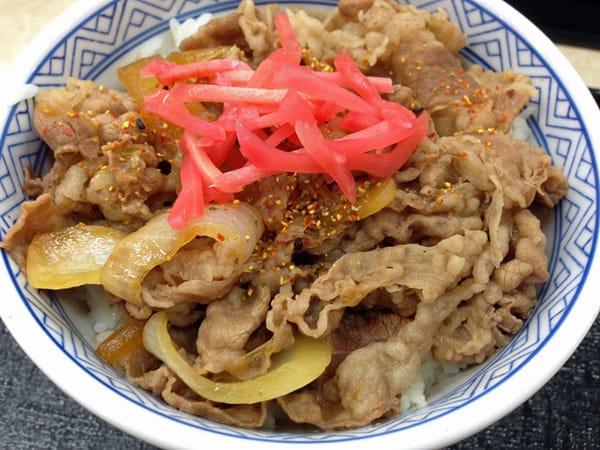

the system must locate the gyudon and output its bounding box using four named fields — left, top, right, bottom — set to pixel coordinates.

left=1, top=0, right=568, bottom=430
